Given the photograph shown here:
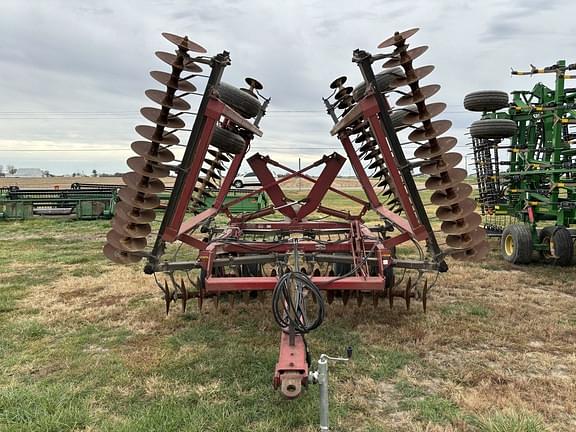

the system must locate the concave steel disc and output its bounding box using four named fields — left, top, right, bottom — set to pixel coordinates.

left=414, top=136, right=457, bottom=159
left=200, top=167, right=221, bottom=180
left=140, top=107, right=185, bottom=129
left=118, top=187, right=161, bottom=210
left=103, top=243, right=142, bottom=265
left=408, top=119, right=452, bottom=142
left=430, top=183, right=473, bottom=206
left=145, top=89, right=191, bottom=111
left=382, top=45, right=429, bottom=68
left=446, top=228, right=486, bottom=249
left=135, top=125, right=180, bottom=145
left=354, top=132, right=372, bottom=144
left=335, top=86, right=353, bottom=100
left=208, top=149, right=230, bottom=162
left=204, top=159, right=225, bottom=172
left=337, top=95, right=354, bottom=109
left=402, top=102, right=447, bottom=125
left=127, top=156, right=171, bottom=179
left=155, top=51, right=203, bottom=73
left=106, top=230, right=147, bottom=252
left=363, top=148, right=381, bottom=161
left=378, top=28, right=420, bottom=48
left=116, top=202, right=156, bottom=224
left=330, top=76, right=347, bottom=89
left=451, top=240, right=490, bottom=261
left=196, top=178, right=218, bottom=190
left=123, top=172, right=165, bottom=194
left=436, top=198, right=477, bottom=221
left=420, top=152, right=463, bottom=176
left=359, top=140, right=377, bottom=154
left=368, top=158, right=385, bottom=170
left=131, top=141, right=175, bottom=163
left=396, top=84, right=441, bottom=106
left=245, top=77, right=264, bottom=90
left=112, top=216, right=152, bottom=238
left=424, top=167, right=467, bottom=190
left=162, top=32, right=207, bottom=53
left=393, top=65, right=435, bottom=87
left=440, top=213, right=482, bottom=235
left=150, top=71, right=197, bottom=93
